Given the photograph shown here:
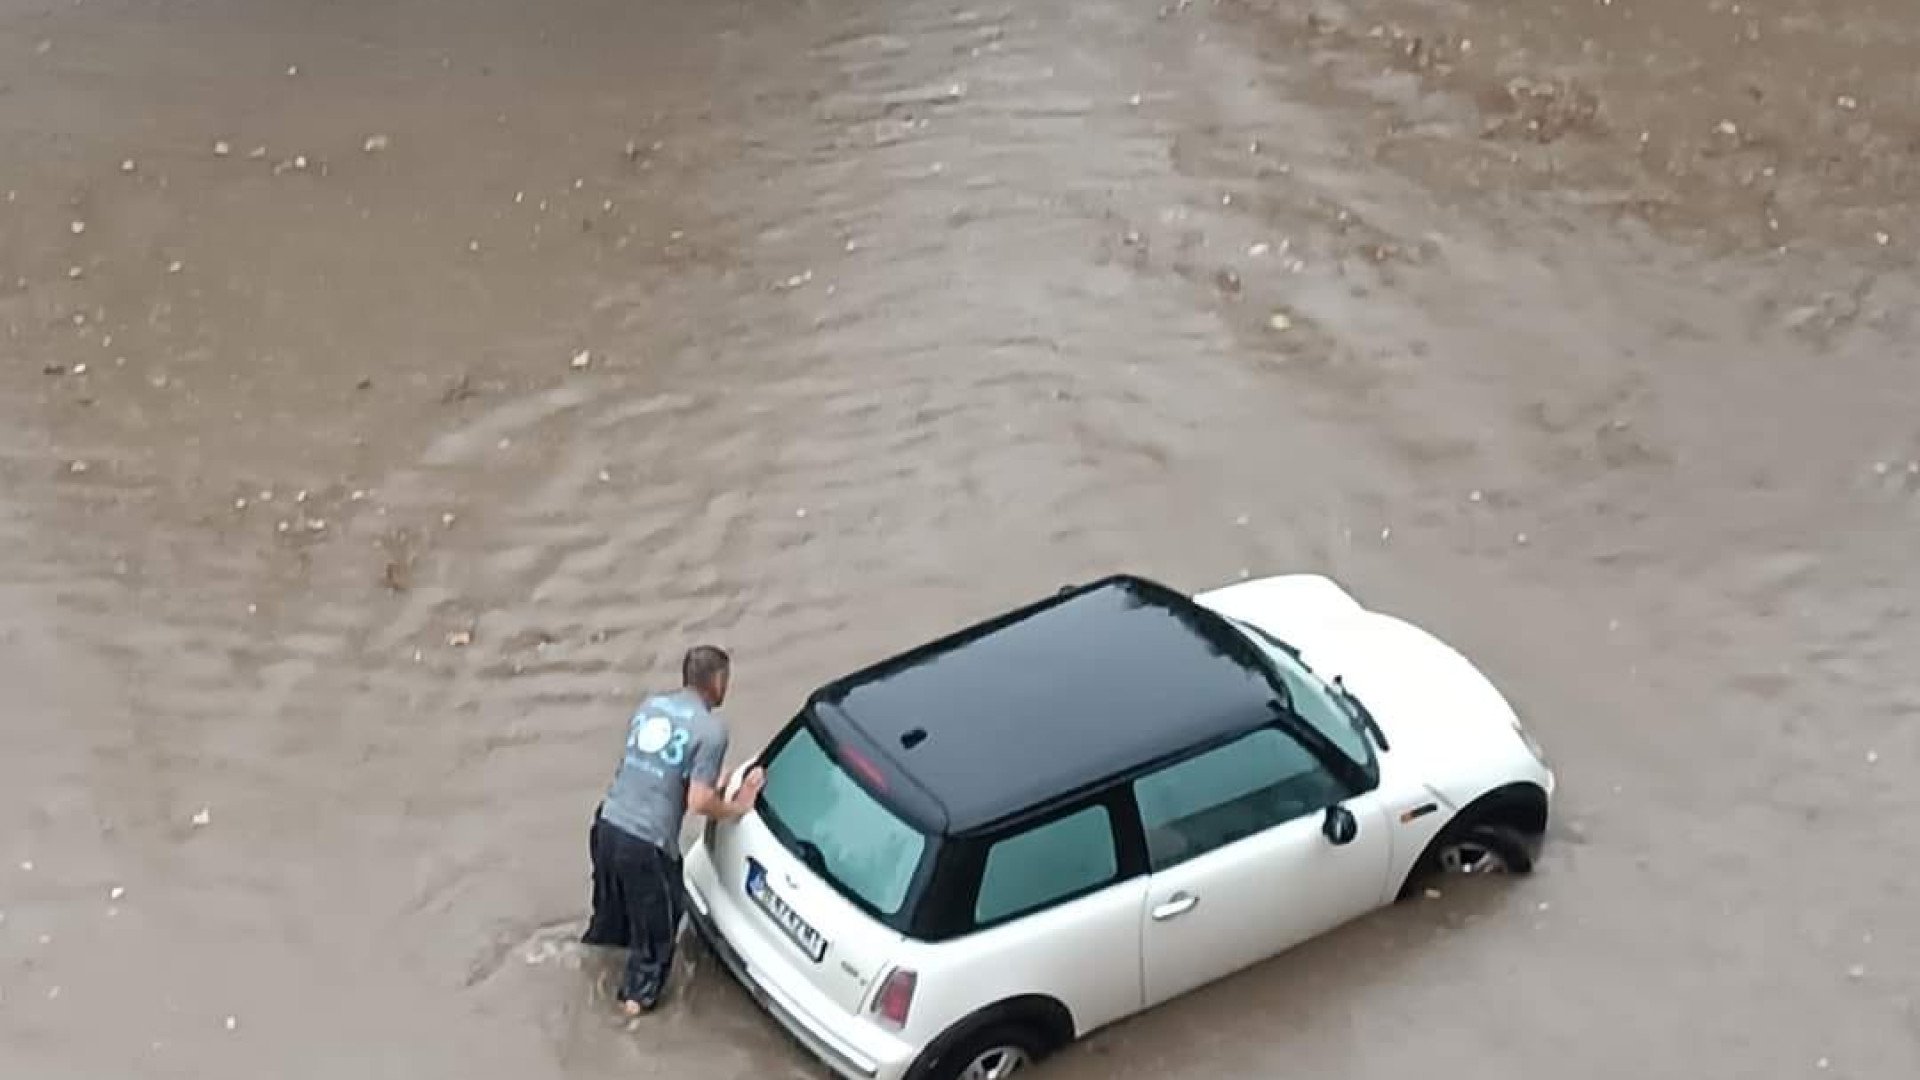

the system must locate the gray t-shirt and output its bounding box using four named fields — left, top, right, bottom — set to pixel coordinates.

left=599, top=688, right=728, bottom=851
